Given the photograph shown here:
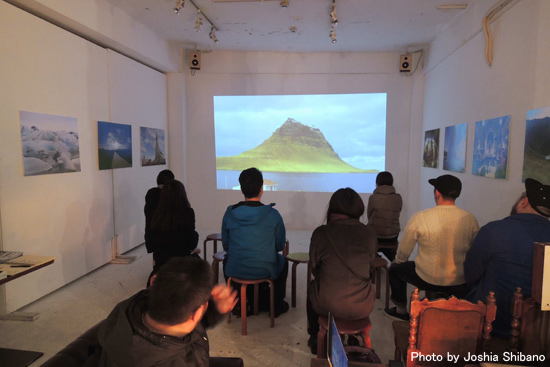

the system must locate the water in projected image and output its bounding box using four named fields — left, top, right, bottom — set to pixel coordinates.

left=214, top=94, right=387, bottom=193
